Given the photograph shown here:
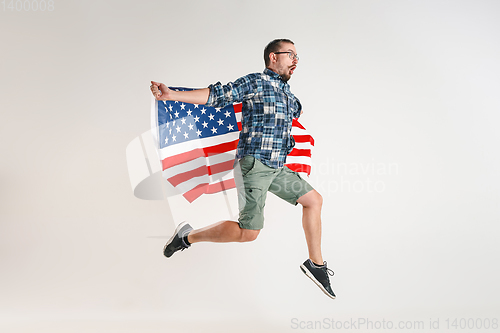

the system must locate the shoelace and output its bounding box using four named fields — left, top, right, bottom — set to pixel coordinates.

left=322, top=261, right=335, bottom=277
